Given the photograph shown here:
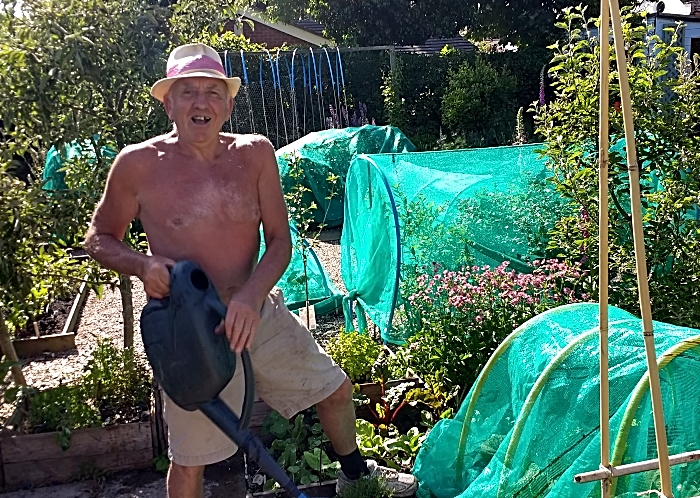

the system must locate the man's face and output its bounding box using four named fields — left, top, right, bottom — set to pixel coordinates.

left=164, top=77, right=233, bottom=143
